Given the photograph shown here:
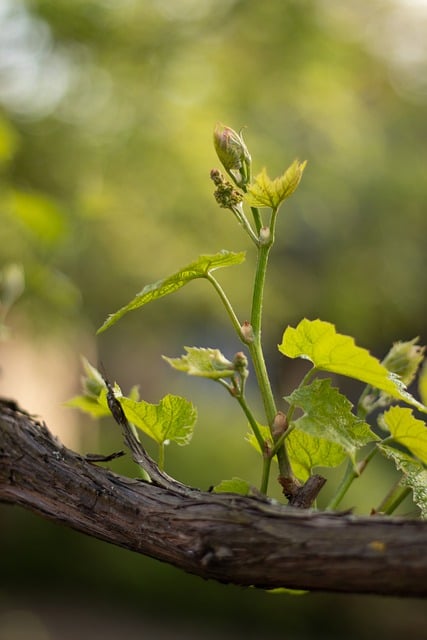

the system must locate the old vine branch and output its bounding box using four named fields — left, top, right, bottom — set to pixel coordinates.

left=1, top=400, right=426, bottom=597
